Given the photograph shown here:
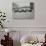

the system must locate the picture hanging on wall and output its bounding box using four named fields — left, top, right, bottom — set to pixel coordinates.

left=12, top=2, right=34, bottom=19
